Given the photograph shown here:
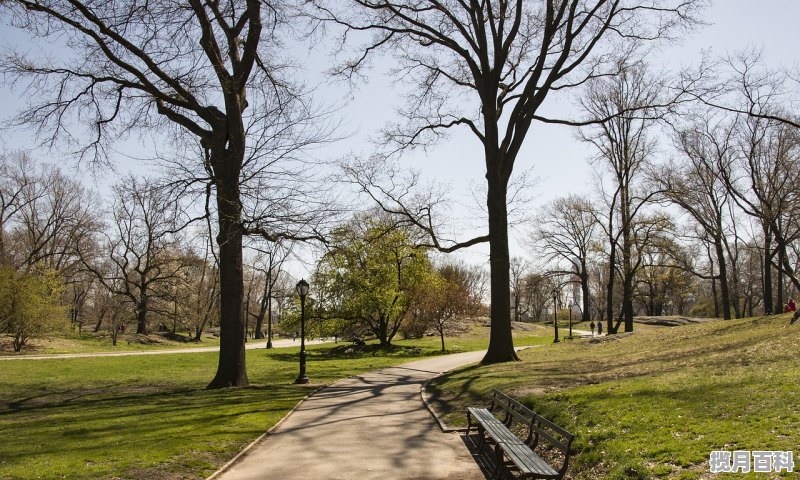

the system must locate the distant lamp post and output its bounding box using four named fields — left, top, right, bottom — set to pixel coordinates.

left=266, top=273, right=273, bottom=349
left=552, top=288, right=560, bottom=343
left=294, top=279, right=310, bottom=384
